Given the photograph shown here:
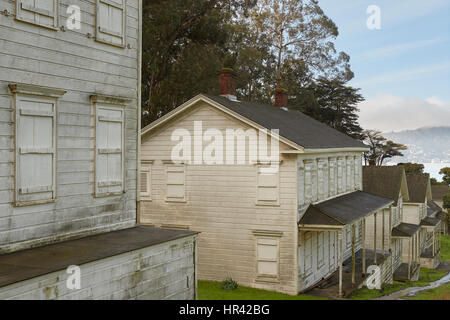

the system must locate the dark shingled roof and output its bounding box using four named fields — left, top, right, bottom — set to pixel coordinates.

left=427, top=200, right=442, bottom=217
left=299, top=191, right=393, bottom=226
left=406, top=173, right=430, bottom=203
left=431, top=185, right=450, bottom=201
left=0, top=226, right=198, bottom=287
left=420, top=217, right=441, bottom=227
left=362, top=166, right=408, bottom=206
left=205, top=95, right=367, bottom=149
left=391, top=223, right=420, bottom=238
